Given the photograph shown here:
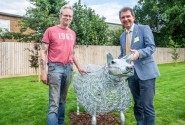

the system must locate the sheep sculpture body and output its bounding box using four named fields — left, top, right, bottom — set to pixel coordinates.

left=73, top=53, right=134, bottom=125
